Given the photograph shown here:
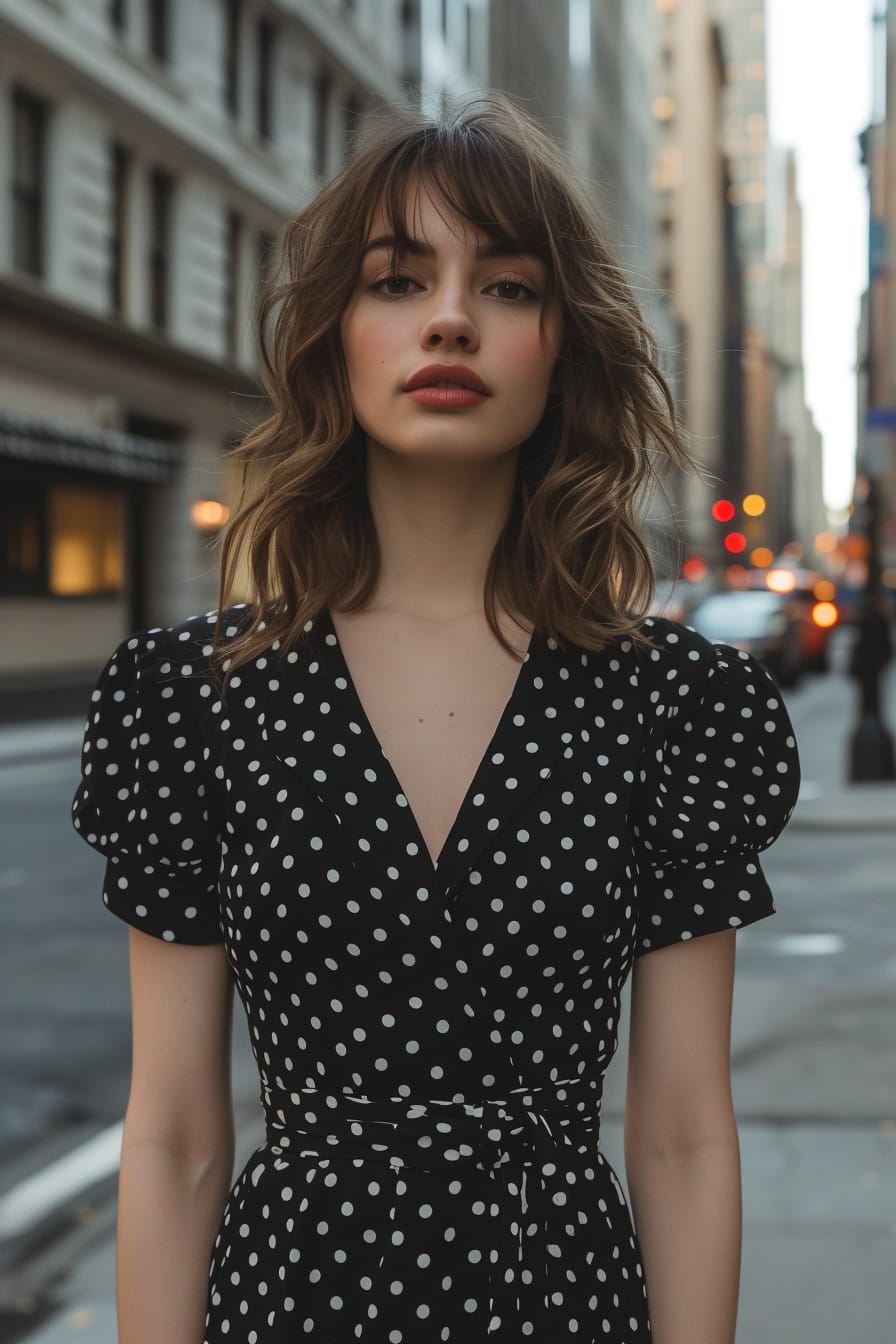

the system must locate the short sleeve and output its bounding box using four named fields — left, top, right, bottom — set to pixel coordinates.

left=632, top=619, right=801, bottom=958
left=71, top=621, right=223, bottom=944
